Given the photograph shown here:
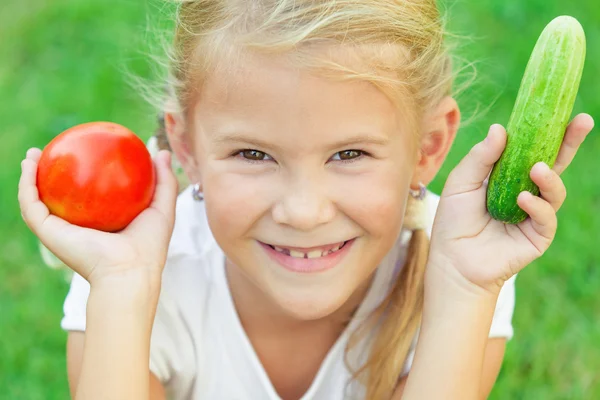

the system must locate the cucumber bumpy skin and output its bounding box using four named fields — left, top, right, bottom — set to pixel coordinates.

left=486, top=16, right=586, bottom=224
